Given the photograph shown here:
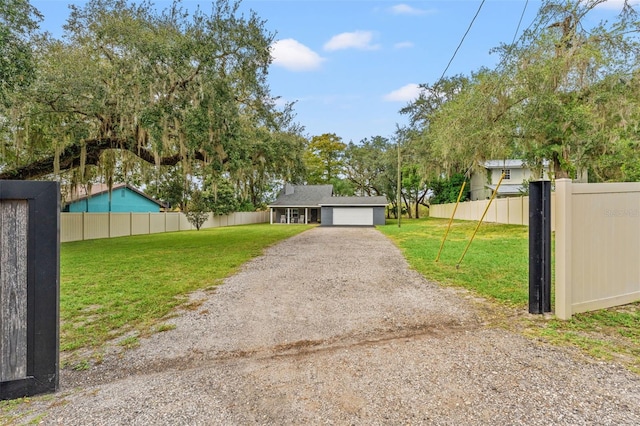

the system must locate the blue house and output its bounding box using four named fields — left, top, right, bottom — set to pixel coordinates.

left=64, top=183, right=166, bottom=213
